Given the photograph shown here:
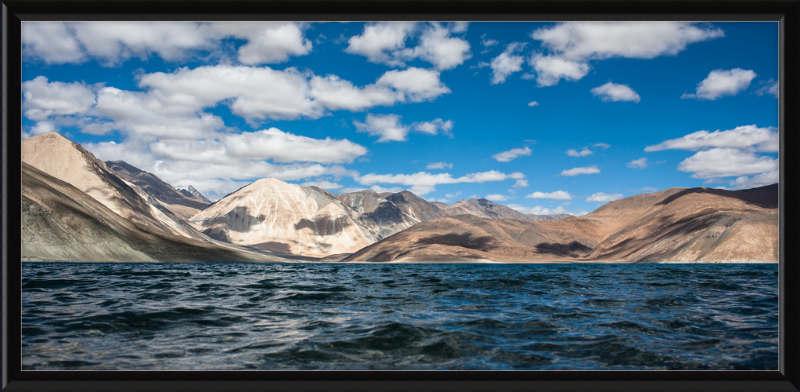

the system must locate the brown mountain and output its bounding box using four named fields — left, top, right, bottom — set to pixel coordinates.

left=21, top=133, right=209, bottom=242
left=189, top=179, right=418, bottom=257
left=106, top=160, right=210, bottom=220
left=22, top=162, right=281, bottom=262
left=384, top=190, right=446, bottom=221
left=344, top=184, right=778, bottom=263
